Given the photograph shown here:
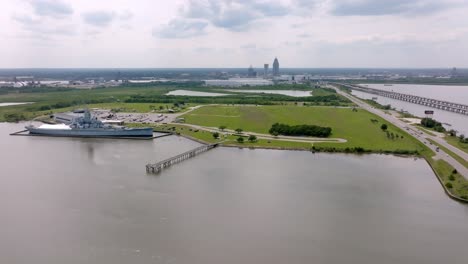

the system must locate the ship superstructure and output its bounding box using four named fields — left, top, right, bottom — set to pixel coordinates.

left=26, top=109, right=153, bottom=137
